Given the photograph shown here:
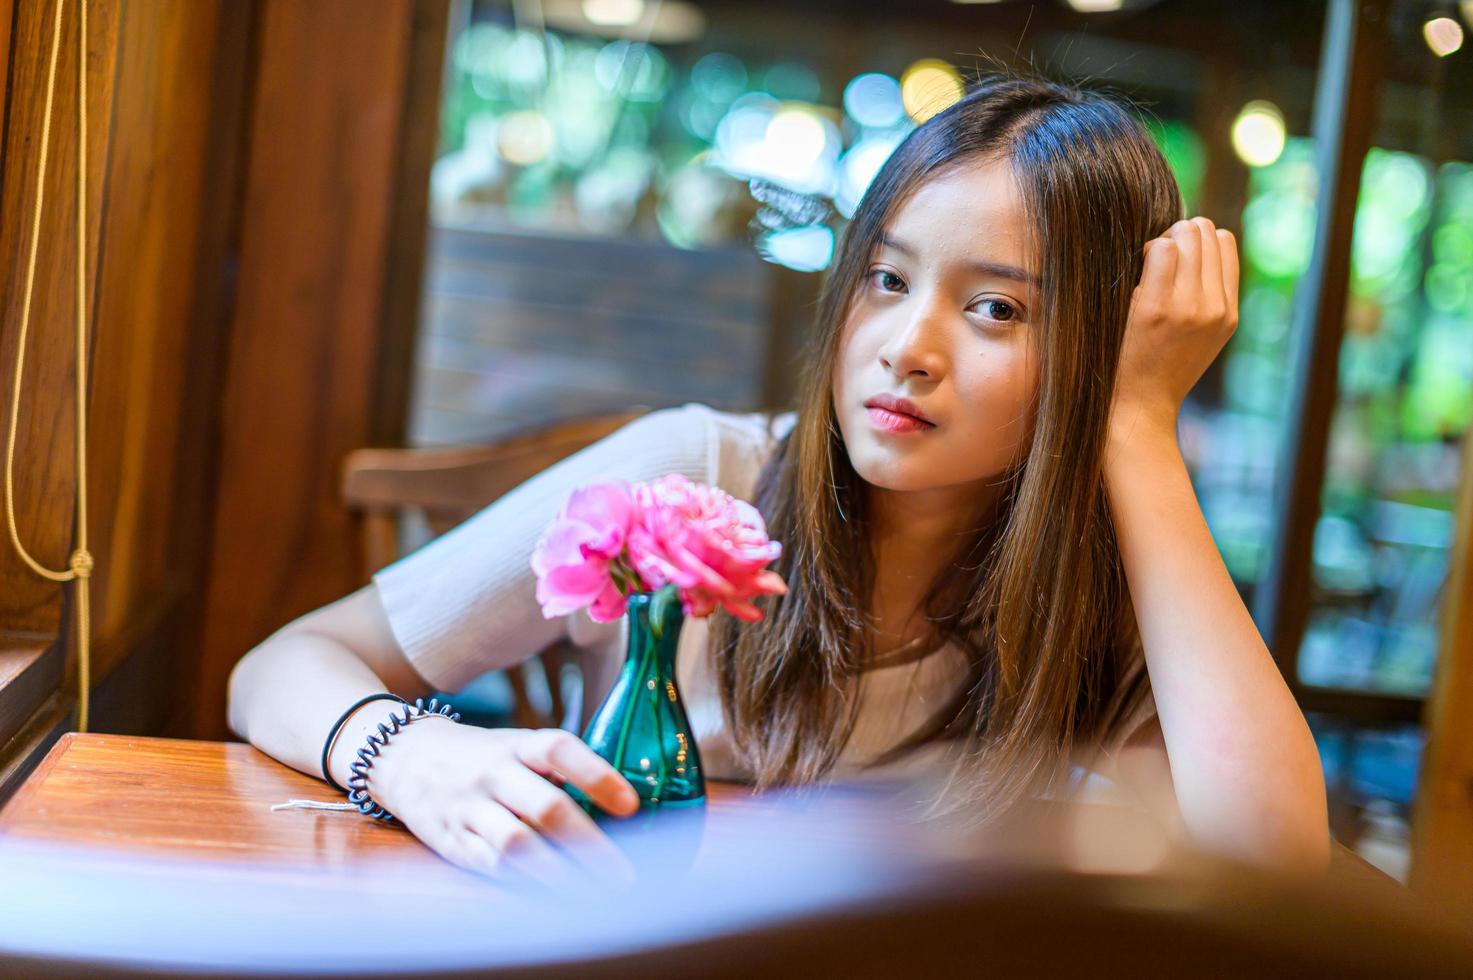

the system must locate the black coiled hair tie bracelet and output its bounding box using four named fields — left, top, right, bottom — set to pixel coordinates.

left=344, top=696, right=461, bottom=822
